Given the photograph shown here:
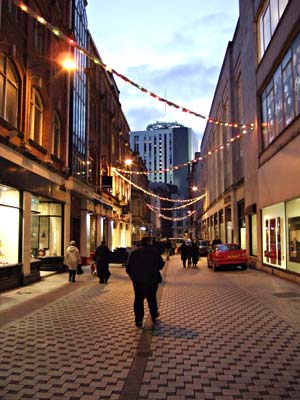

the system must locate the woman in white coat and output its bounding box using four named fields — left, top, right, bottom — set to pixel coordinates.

left=65, top=241, right=81, bottom=282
